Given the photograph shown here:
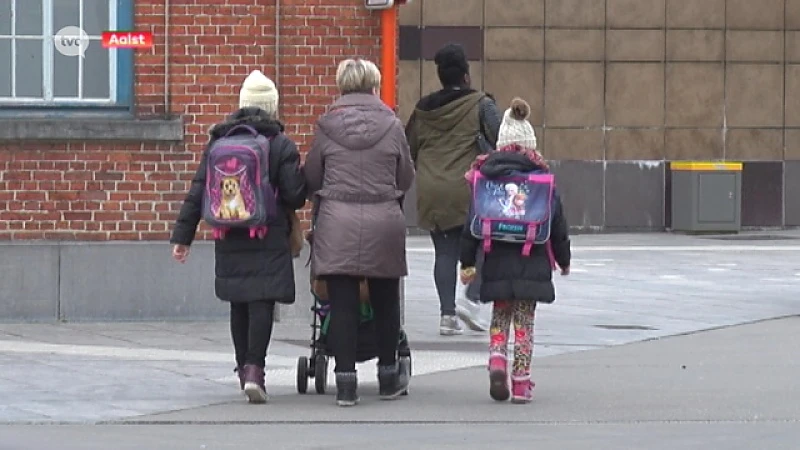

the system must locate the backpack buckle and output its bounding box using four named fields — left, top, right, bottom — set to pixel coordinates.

left=521, top=225, right=536, bottom=257
left=213, top=227, right=229, bottom=240
left=481, top=220, right=492, bottom=253
left=249, top=226, right=268, bottom=239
